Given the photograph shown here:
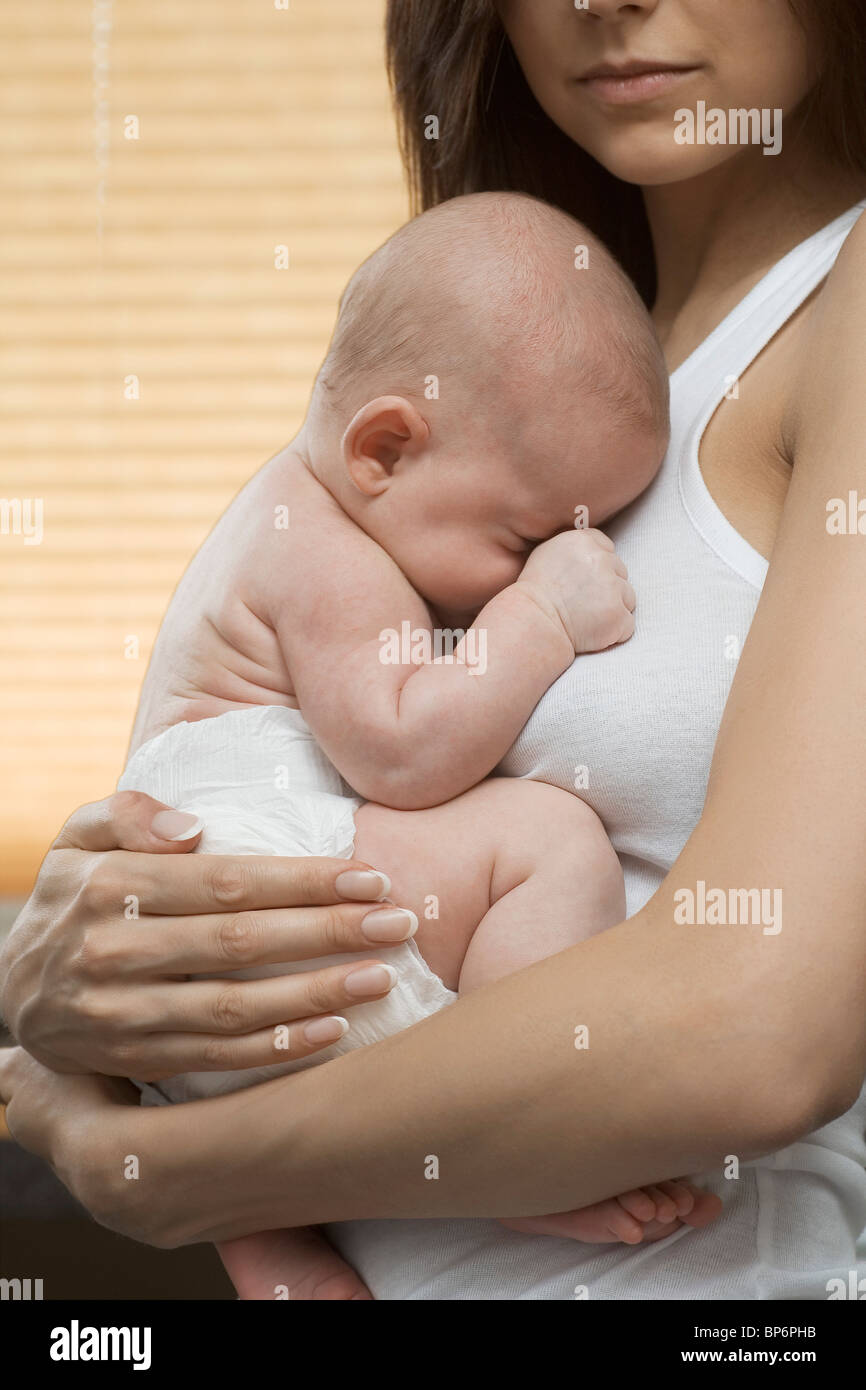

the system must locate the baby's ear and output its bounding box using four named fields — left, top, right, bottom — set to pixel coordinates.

left=341, top=396, right=429, bottom=496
